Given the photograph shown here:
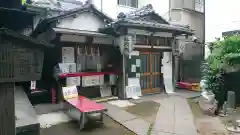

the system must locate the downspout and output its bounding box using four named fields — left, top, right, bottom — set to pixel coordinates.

left=101, top=0, right=103, bottom=12
left=168, top=0, right=171, bottom=21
